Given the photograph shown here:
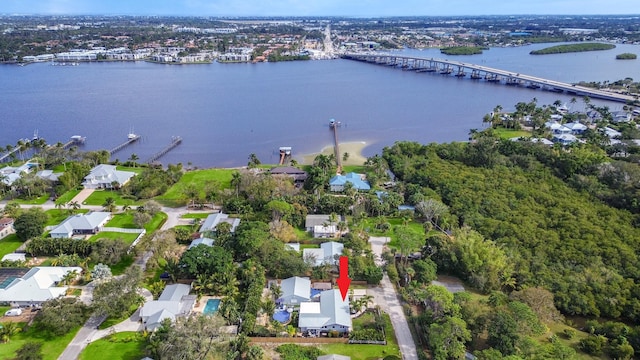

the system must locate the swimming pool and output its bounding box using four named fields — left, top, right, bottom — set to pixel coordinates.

left=203, top=299, right=221, bottom=315
left=273, top=310, right=291, bottom=323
